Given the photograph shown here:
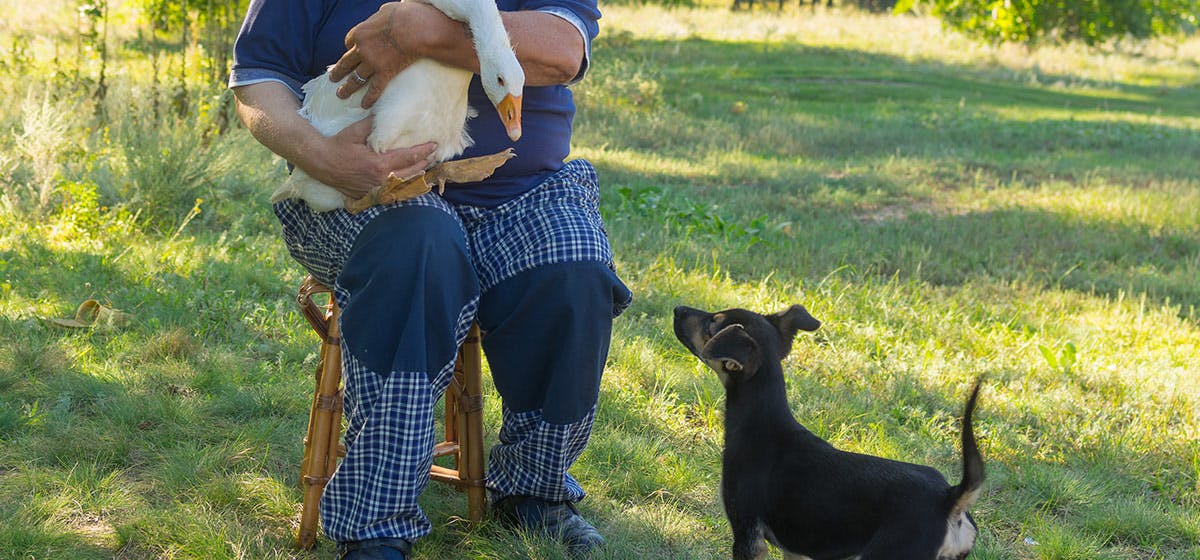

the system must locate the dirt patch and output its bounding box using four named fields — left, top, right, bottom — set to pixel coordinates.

left=70, top=514, right=119, bottom=549
left=854, top=201, right=972, bottom=224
